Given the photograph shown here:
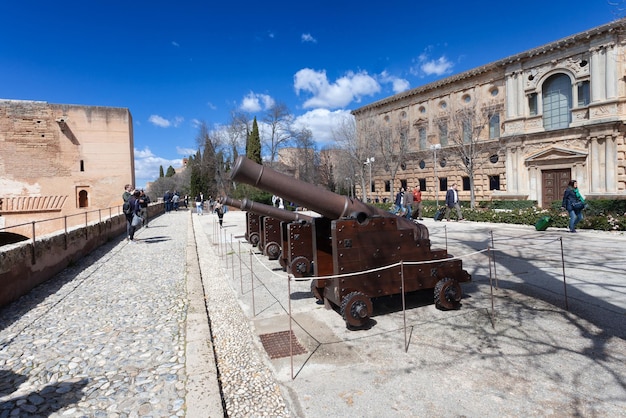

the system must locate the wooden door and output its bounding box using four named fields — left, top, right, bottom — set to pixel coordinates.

left=542, top=169, right=570, bottom=208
